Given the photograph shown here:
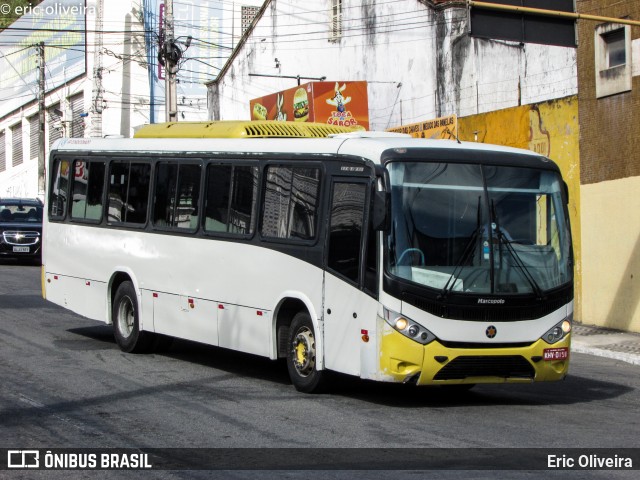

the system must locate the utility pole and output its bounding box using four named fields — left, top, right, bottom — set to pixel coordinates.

left=164, top=0, right=178, bottom=122
left=37, top=42, right=45, bottom=196
left=91, top=0, right=104, bottom=137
